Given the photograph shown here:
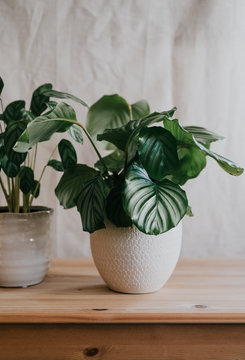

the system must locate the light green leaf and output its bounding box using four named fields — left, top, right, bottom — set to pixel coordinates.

left=58, top=139, right=77, bottom=170
left=122, top=164, right=188, bottom=235
left=171, top=146, right=207, bottom=185
left=30, top=83, right=52, bottom=116
left=186, top=205, right=194, bottom=217
left=55, top=164, right=98, bottom=209
left=164, top=118, right=243, bottom=177
left=68, top=124, right=83, bottom=144
left=95, top=150, right=125, bottom=173
left=75, top=175, right=109, bottom=233
left=184, top=126, right=224, bottom=146
left=97, top=108, right=177, bottom=151
left=87, top=94, right=130, bottom=149
left=14, top=102, right=76, bottom=153
left=131, top=100, right=150, bottom=119
left=195, top=140, right=244, bottom=176
left=138, top=127, right=179, bottom=180
left=43, top=89, right=89, bottom=109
